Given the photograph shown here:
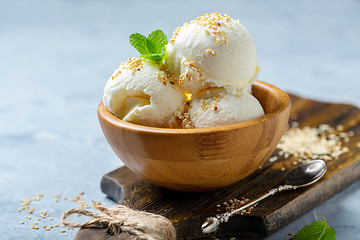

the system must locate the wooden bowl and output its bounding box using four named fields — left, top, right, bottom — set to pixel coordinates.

left=98, top=81, right=290, bottom=192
